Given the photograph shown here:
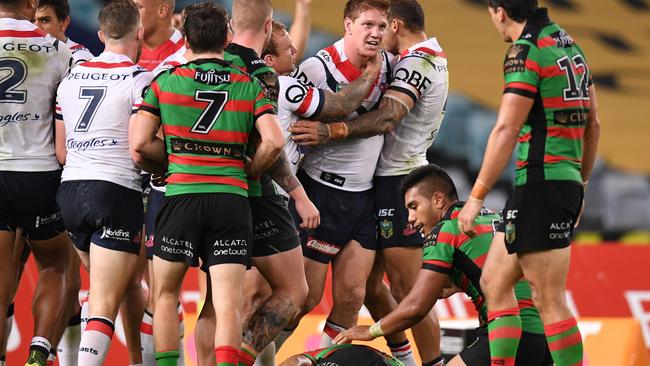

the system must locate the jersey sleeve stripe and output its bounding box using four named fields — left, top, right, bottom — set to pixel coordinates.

left=163, top=125, right=249, bottom=144
left=504, top=87, right=536, bottom=99
left=422, top=261, right=452, bottom=275
left=55, top=112, right=63, bottom=120
left=0, top=29, right=47, bottom=38
left=139, top=104, right=160, bottom=117
left=505, top=82, right=538, bottom=94
left=413, top=47, right=446, bottom=58
left=168, top=154, right=245, bottom=168
left=388, top=86, right=418, bottom=105
left=254, top=105, right=275, bottom=119
left=166, top=173, right=248, bottom=190
left=295, top=88, right=315, bottom=116
left=311, top=88, right=325, bottom=118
